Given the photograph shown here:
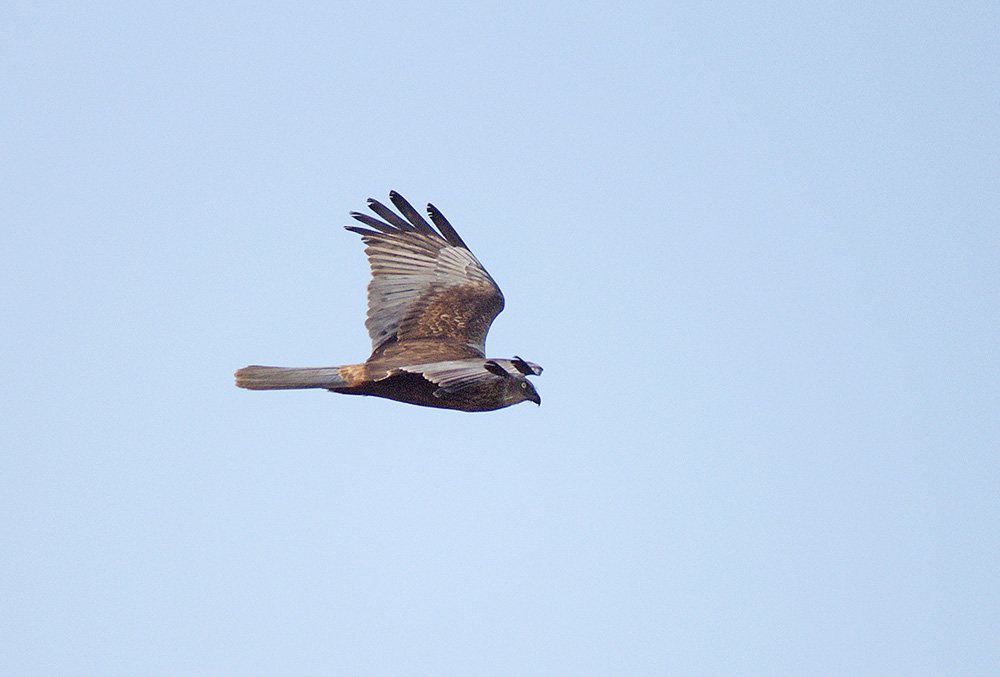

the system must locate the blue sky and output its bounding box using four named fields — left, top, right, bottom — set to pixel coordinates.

left=2, top=1, right=998, bottom=673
